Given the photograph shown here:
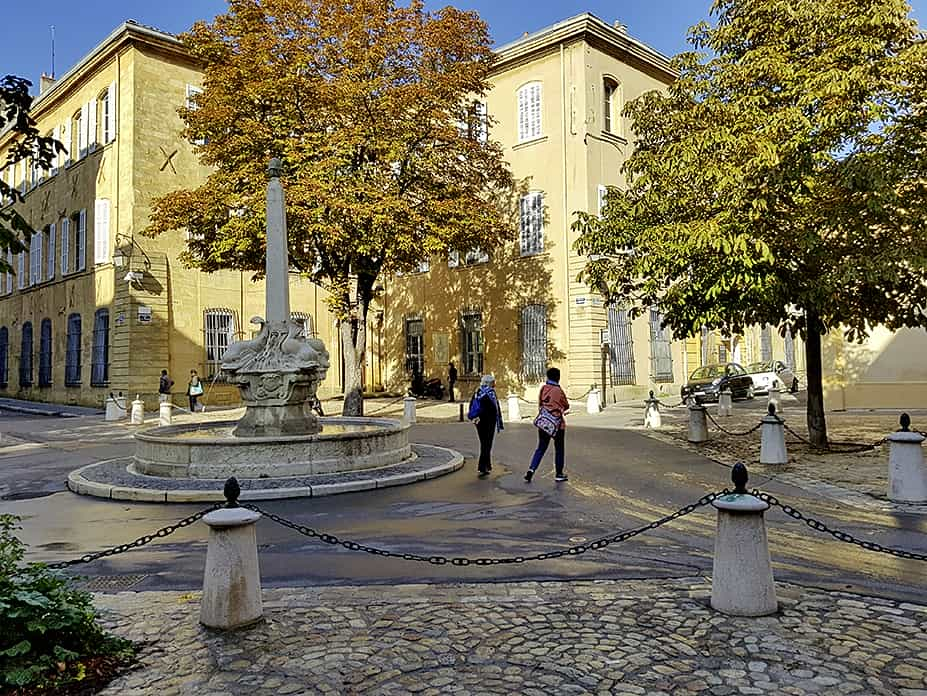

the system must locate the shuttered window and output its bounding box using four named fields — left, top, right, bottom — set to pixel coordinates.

left=38, top=318, right=52, bottom=387
left=649, top=307, right=674, bottom=383
left=460, top=309, right=484, bottom=376
left=521, top=304, right=547, bottom=383
left=94, top=199, right=110, bottom=265
left=603, top=78, right=620, bottom=134
left=204, top=308, right=236, bottom=376
left=760, top=324, right=773, bottom=362
left=0, top=327, right=8, bottom=387
left=17, top=251, right=24, bottom=289
left=29, top=231, right=42, bottom=285
left=100, top=83, right=117, bottom=144
left=606, top=305, right=636, bottom=386
left=517, top=82, right=542, bottom=142
left=46, top=224, right=56, bottom=280
left=519, top=192, right=544, bottom=256
left=77, top=209, right=87, bottom=271
left=65, top=313, right=81, bottom=386
left=91, top=309, right=109, bottom=386
left=404, top=318, right=424, bottom=375
left=60, top=217, right=70, bottom=275
left=19, top=322, right=33, bottom=387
